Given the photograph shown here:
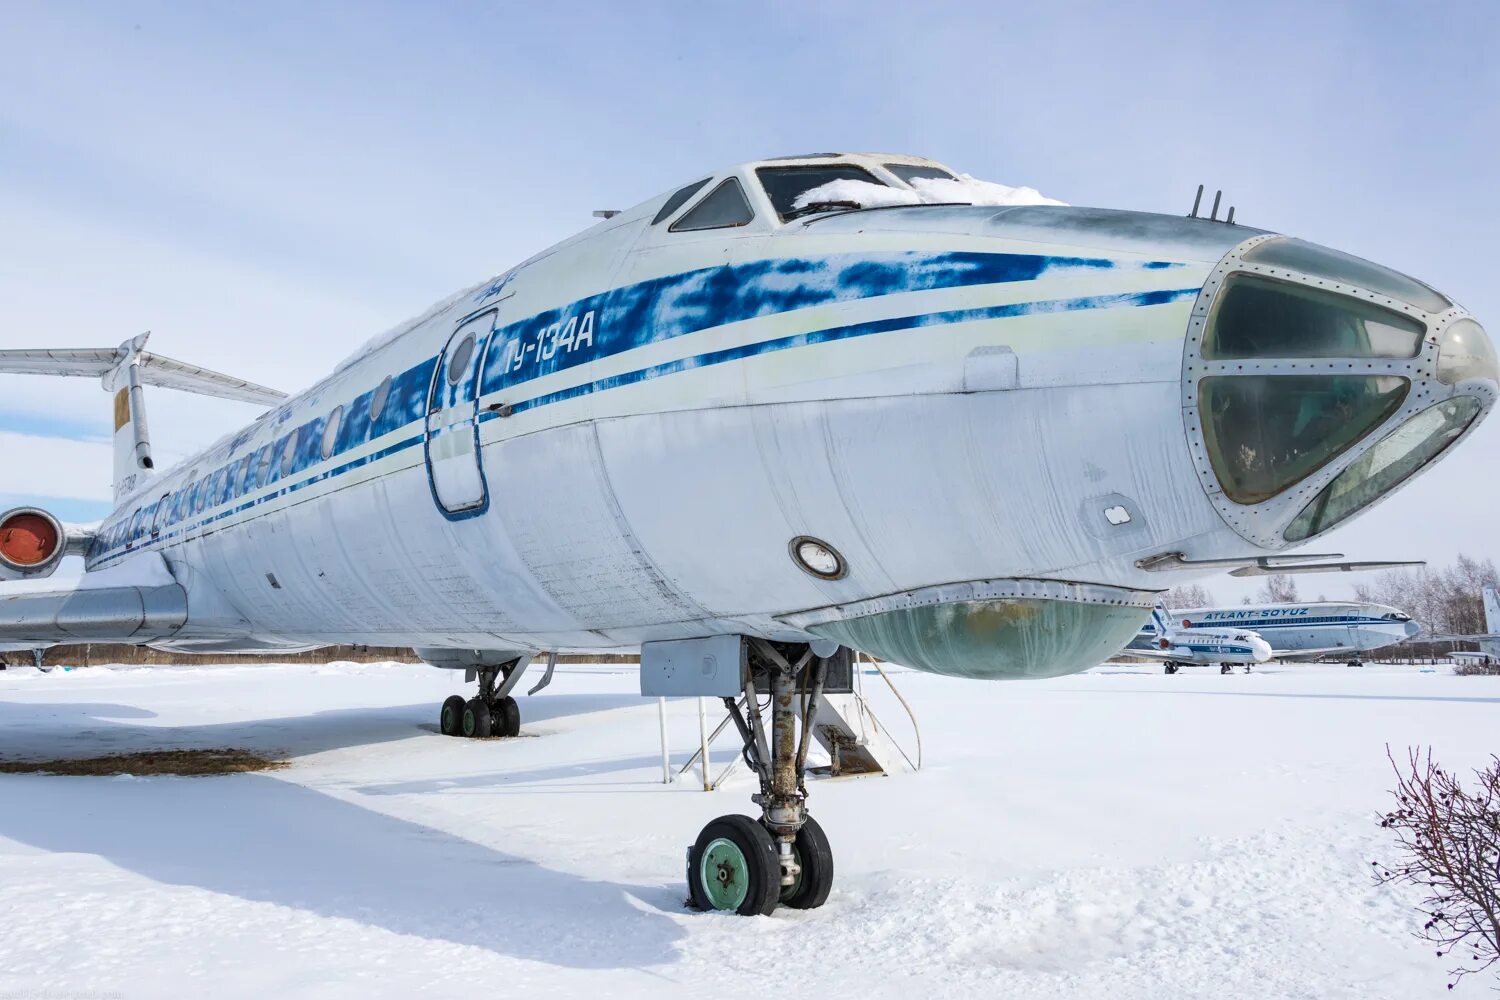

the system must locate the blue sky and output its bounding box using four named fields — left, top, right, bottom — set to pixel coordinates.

left=2, top=0, right=1497, bottom=602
